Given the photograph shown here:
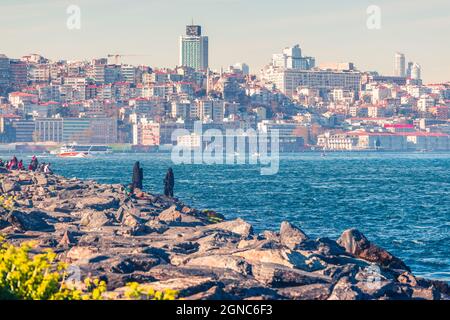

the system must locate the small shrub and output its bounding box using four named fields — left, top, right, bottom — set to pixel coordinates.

left=125, top=282, right=178, bottom=300
left=0, top=195, right=16, bottom=212
left=0, top=236, right=106, bottom=300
